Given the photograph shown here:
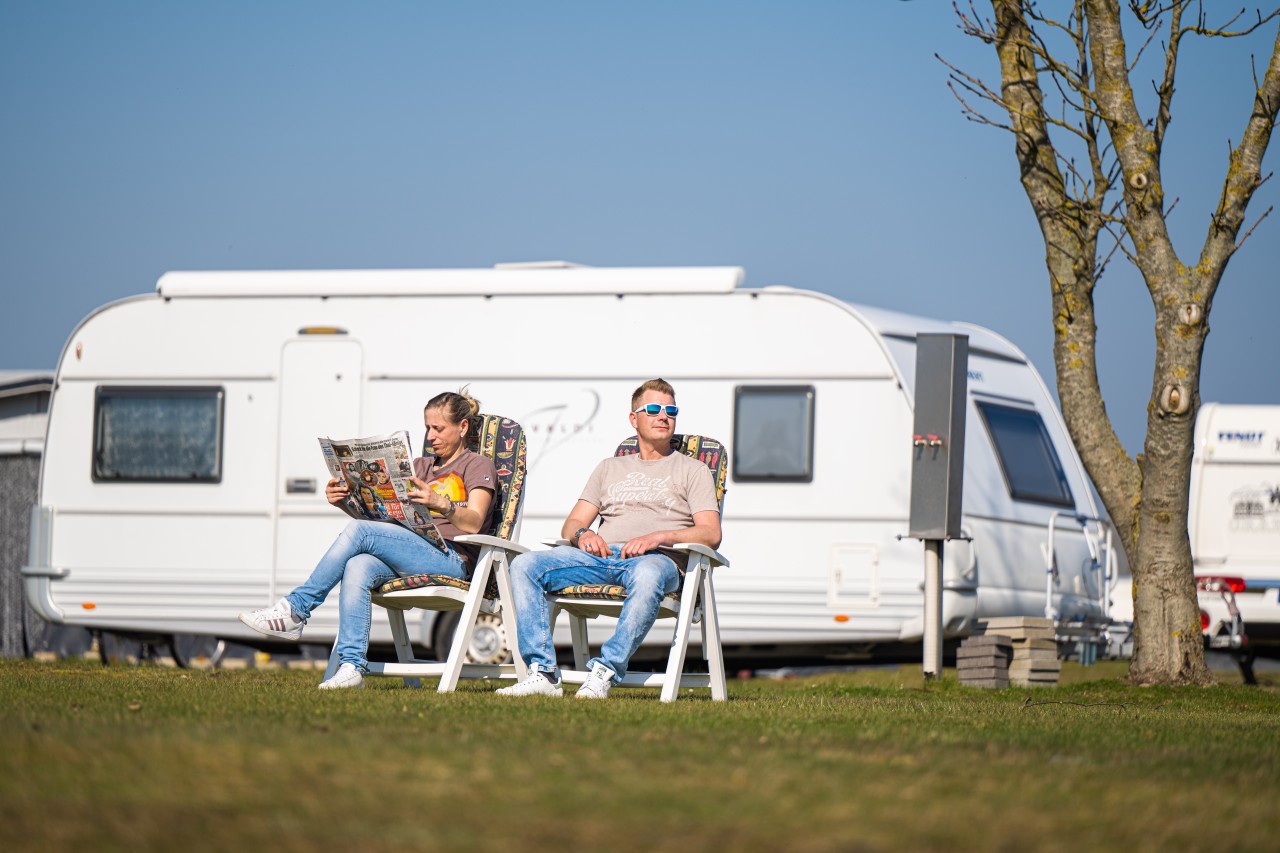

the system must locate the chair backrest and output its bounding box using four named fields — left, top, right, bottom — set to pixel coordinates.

left=422, top=414, right=527, bottom=540
left=614, top=434, right=728, bottom=510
